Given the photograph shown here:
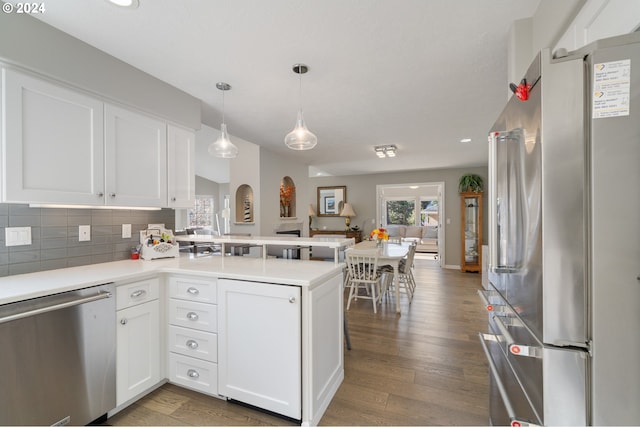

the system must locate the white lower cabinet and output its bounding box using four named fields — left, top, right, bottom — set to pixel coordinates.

left=218, top=279, right=302, bottom=420
left=115, top=279, right=161, bottom=406
left=167, top=275, right=218, bottom=396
